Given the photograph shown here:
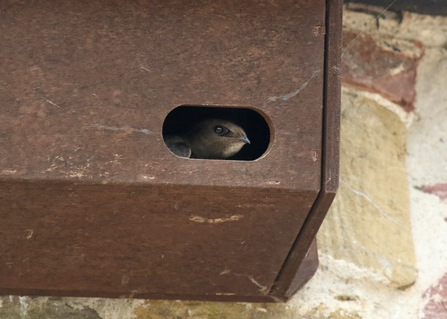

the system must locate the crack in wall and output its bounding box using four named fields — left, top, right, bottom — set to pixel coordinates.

left=340, top=179, right=404, bottom=228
